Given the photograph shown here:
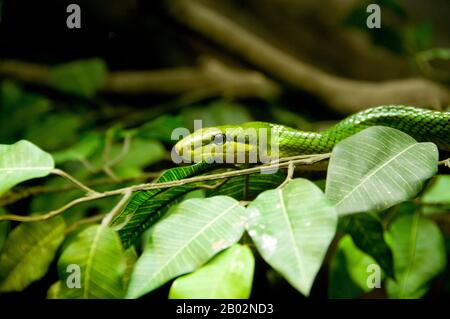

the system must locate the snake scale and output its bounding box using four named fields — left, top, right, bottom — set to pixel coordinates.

left=175, top=105, right=450, bottom=163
